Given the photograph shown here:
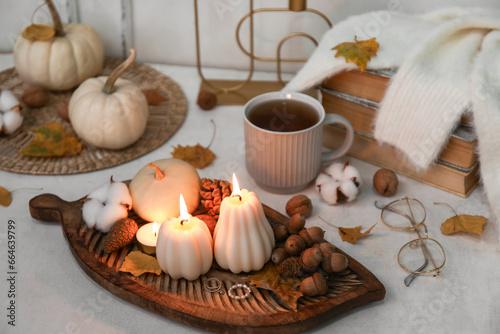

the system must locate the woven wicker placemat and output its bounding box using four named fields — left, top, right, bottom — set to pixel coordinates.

left=0, top=58, right=187, bottom=175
